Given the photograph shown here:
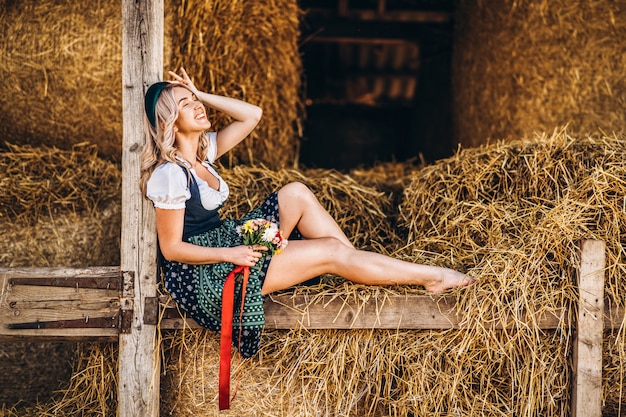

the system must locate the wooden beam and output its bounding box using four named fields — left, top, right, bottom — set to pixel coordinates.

left=571, top=240, right=605, bottom=417
left=305, top=36, right=416, bottom=46
left=120, top=0, right=163, bottom=416
left=377, top=0, right=386, bottom=16
left=305, top=8, right=453, bottom=23
left=159, top=293, right=568, bottom=331
left=264, top=293, right=561, bottom=330
left=337, top=0, right=348, bottom=17
left=3, top=270, right=623, bottom=335
left=301, top=17, right=446, bottom=44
